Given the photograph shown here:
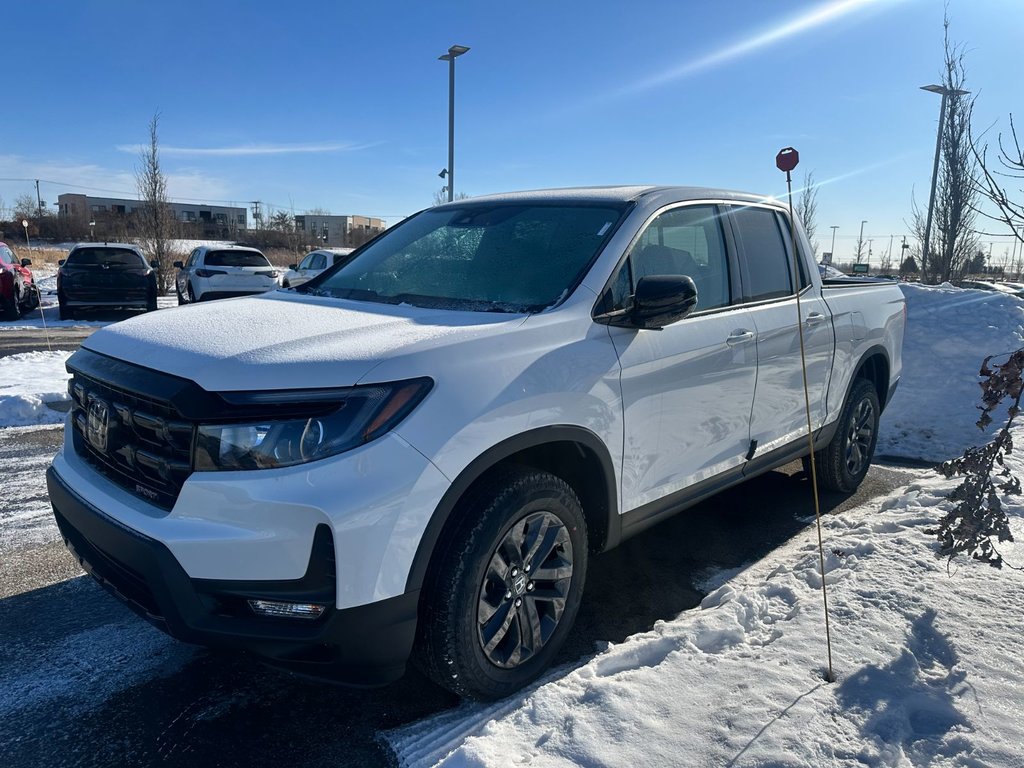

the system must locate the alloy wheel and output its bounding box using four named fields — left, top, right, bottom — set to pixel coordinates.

left=476, top=511, right=574, bottom=669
